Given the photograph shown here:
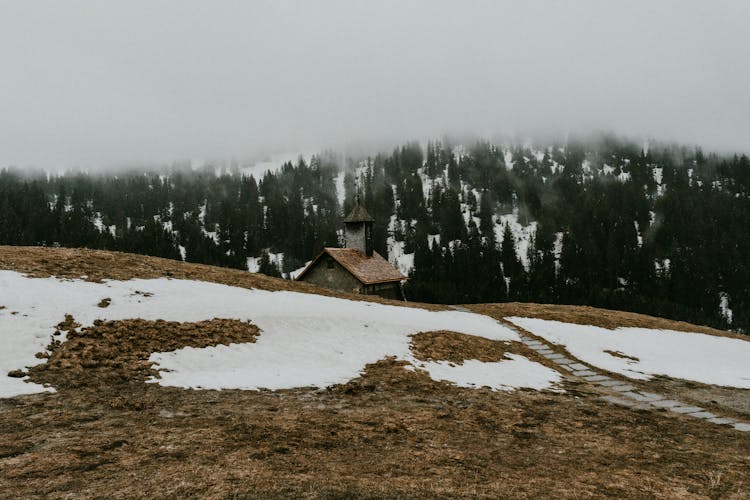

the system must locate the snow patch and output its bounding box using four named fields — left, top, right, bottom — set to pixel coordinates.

left=0, top=272, right=561, bottom=397
left=633, top=221, right=643, bottom=247
left=418, top=354, right=561, bottom=392
left=387, top=238, right=414, bottom=276
left=507, top=317, right=750, bottom=388
left=719, top=293, right=733, bottom=325
left=334, top=170, right=346, bottom=208
left=239, top=152, right=311, bottom=179
left=496, top=212, right=537, bottom=270
left=289, top=261, right=311, bottom=280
